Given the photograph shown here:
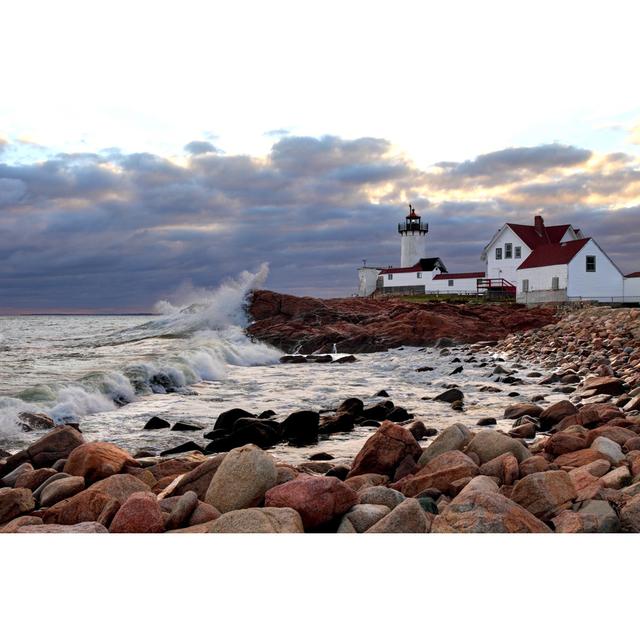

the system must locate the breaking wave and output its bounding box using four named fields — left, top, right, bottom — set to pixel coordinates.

left=0, top=264, right=281, bottom=438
